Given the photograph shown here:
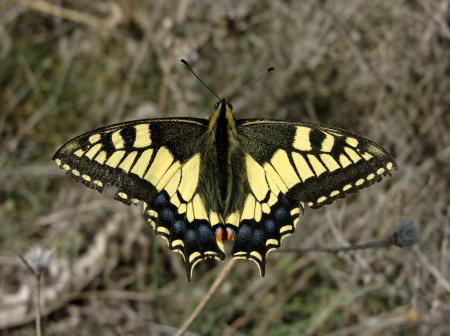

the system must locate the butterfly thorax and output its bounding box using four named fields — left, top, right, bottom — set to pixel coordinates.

left=200, top=100, right=245, bottom=218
